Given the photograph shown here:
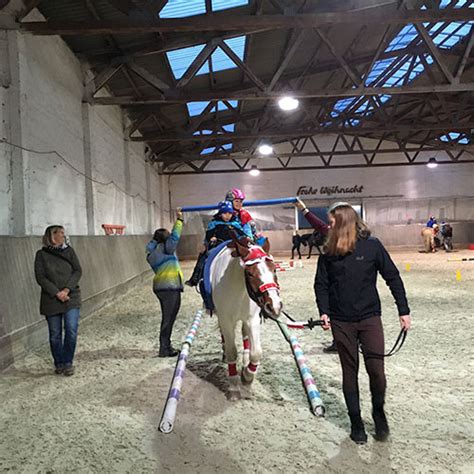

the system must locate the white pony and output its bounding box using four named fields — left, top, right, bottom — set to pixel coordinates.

left=209, top=236, right=282, bottom=400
